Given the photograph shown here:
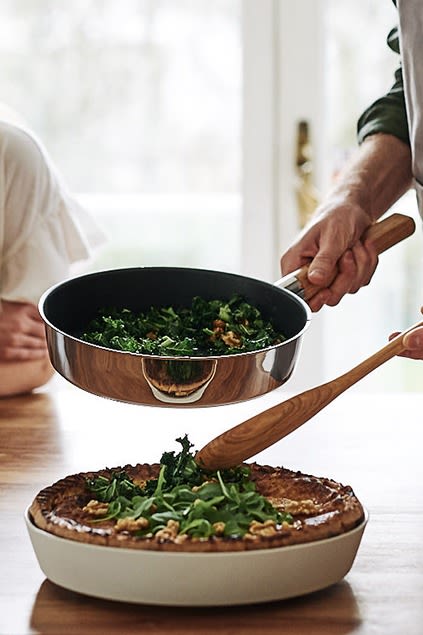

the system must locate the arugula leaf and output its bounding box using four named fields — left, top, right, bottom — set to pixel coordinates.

left=85, top=436, right=293, bottom=540
left=86, top=470, right=144, bottom=502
